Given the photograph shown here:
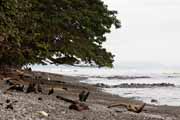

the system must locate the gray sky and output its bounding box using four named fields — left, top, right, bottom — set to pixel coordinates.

left=103, top=0, right=180, bottom=66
